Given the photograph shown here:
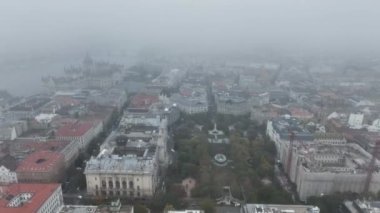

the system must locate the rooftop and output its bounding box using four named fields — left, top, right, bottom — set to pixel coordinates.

left=171, top=93, right=208, bottom=107
left=85, top=150, right=156, bottom=175
left=314, top=133, right=345, bottom=141
left=9, top=97, right=50, bottom=112
left=216, top=93, right=247, bottom=104
left=129, top=94, right=159, bottom=110
left=53, top=95, right=81, bottom=107
left=298, top=143, right=377, bottom=174
left=271, top=116, right=314, bottom=141
left=0, top=183, right=60, bottom=213
left=16, top=150, right=64, bottom=173
left=289, top=107, right=313, bottom=118
left=56, top=121, right=94, bottom=137
left=10, top=139, right=70, bottom=159
left=343, top=200, right=380, bottom=213
left=59, top=205, right=98, bottom=213
left=243, top=204, right=320, bottom=213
